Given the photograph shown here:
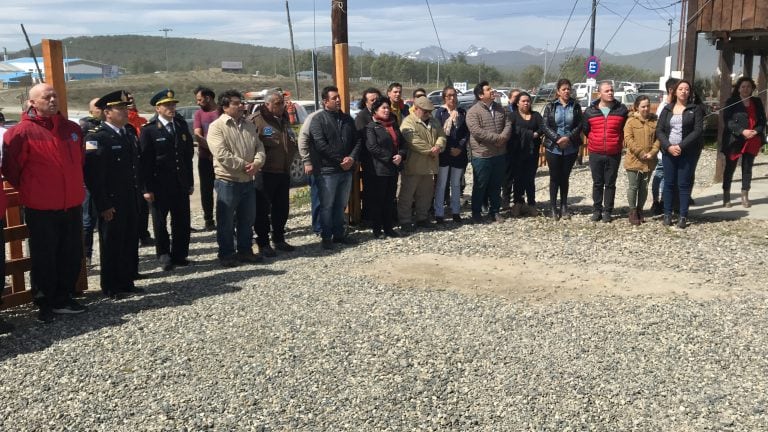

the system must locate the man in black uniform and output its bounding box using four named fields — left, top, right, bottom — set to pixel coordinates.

left=79, top=97, right=104, bottom=266
left=84, top=90, right=144, bottom=299
left=139, top=89, right=194, bottom=271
